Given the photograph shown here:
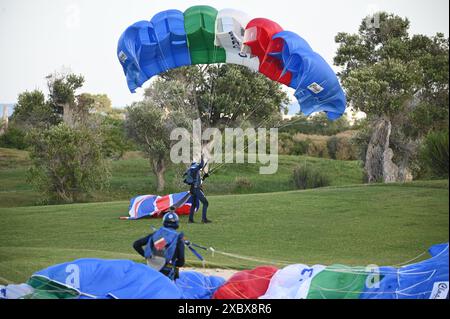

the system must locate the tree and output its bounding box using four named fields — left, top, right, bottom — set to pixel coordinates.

left=46, top=72, right=85, bottom=127
left=20, top=71, right=118, bottom=201
left=125, top=100, right=191, bottom=192
left=100, top=116, right=134, bottom=159
left=335, top=12, right=449, bottom=182
left=279, top=113, right=352, bottom=136
left=10, top=90, right=58, bottom=130
left=147, top=64, right=290, bottom=129
left=27, top=123, right=110, bottom=203
left=79, top=93, right=113, bottom=115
